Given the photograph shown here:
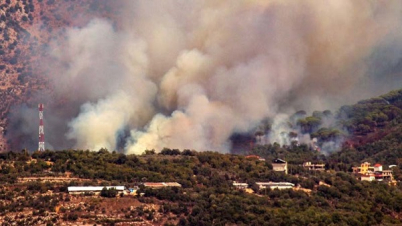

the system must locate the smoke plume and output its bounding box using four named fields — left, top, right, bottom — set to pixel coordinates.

left=10, top=0, right=402, bottom=153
